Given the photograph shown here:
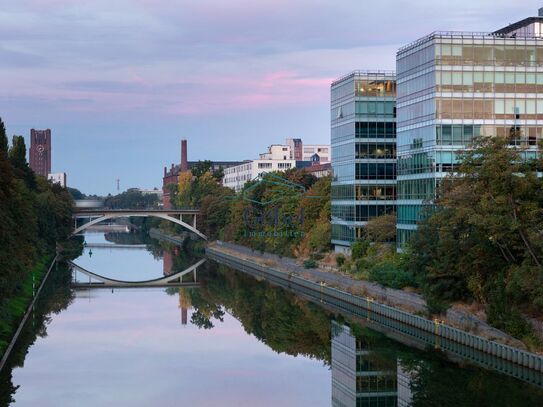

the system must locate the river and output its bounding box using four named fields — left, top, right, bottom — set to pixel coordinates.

left=2, top=231, right=543, bottom=406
